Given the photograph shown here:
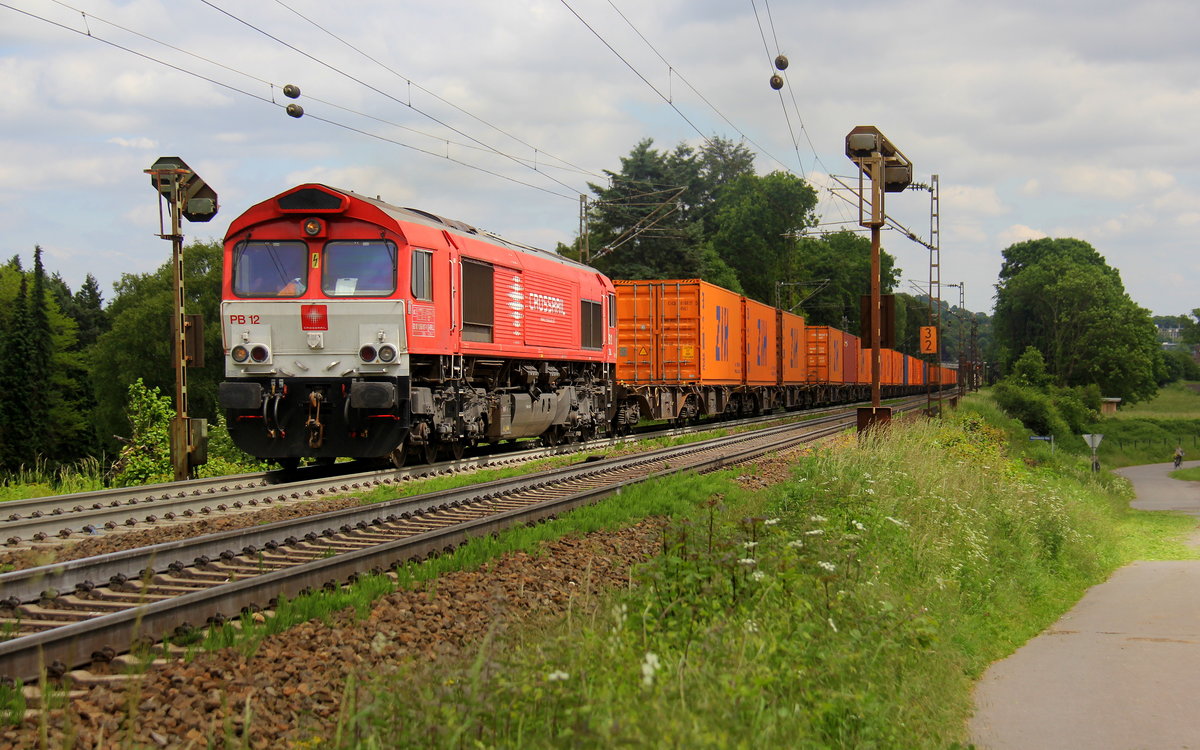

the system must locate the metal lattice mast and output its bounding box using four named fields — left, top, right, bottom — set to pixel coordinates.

left=928, top=174, right=941, bottom=414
